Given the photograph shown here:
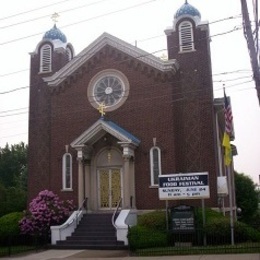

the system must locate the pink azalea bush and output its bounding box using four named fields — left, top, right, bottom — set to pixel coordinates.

left=19, top=190, right=74, bottom=236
